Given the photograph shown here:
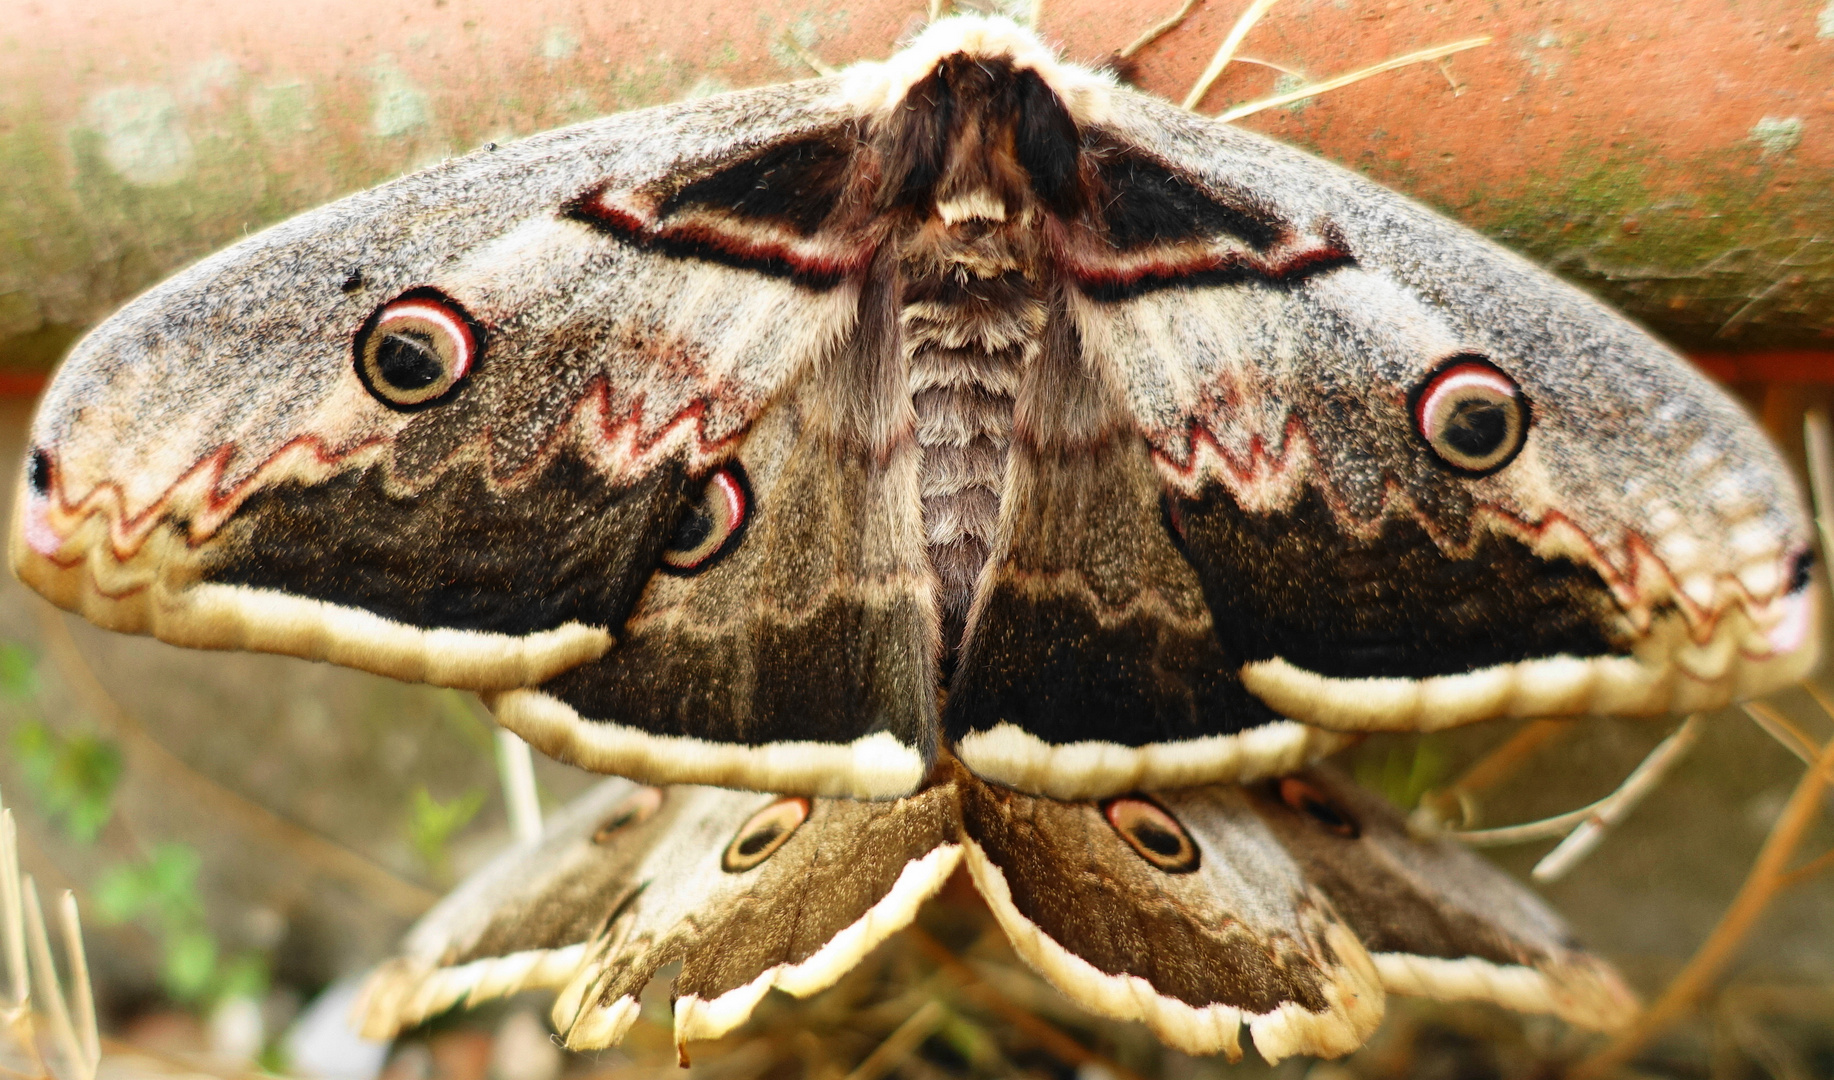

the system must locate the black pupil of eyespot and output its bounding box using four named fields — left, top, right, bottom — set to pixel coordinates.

left=1303, top=797, right=1351, bottom=832
left=670, top=502, right=715, bottom=552
left=27, top=450, right=50, bottom=495
left=1443, top=397, right=1509, bottom=456
left=737, top=822, right=782, bottom=857
left=376, top=330, right=444, bottom=390
left=1131, top=820, right=1183, bottom=858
